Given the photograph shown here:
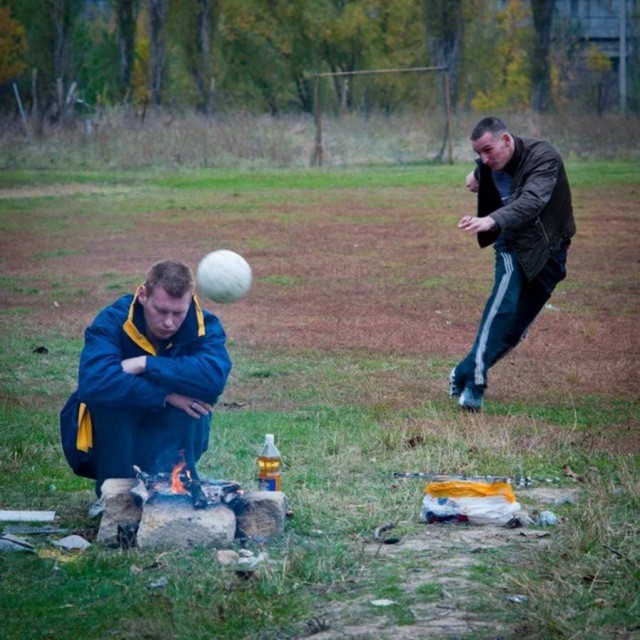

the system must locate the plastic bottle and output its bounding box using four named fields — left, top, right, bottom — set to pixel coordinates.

left=257, top=434, right=282, bottom=491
